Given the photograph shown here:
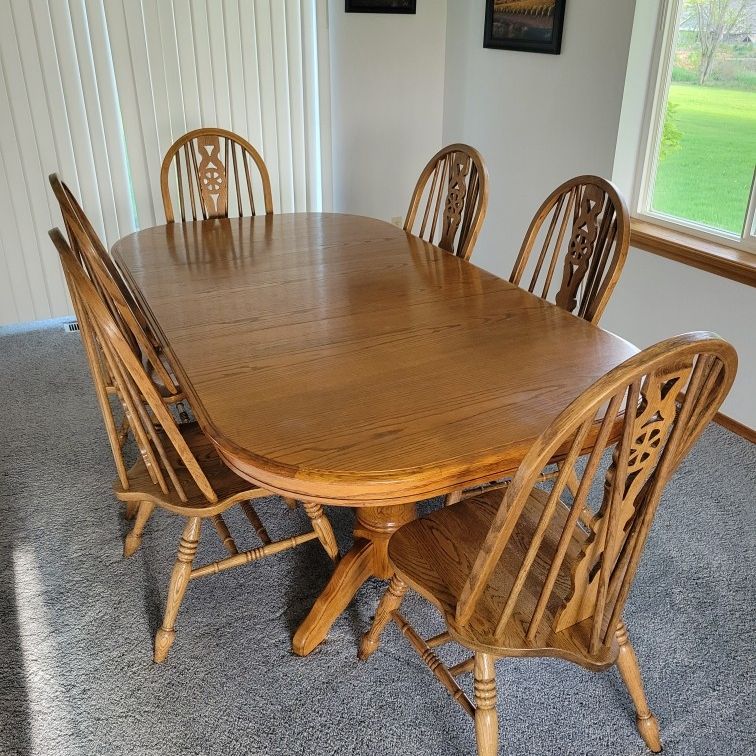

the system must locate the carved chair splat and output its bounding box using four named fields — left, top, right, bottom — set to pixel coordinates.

left=510, top=175, right=630, bottom=325
left=360, top=333, right=737, bottom=756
